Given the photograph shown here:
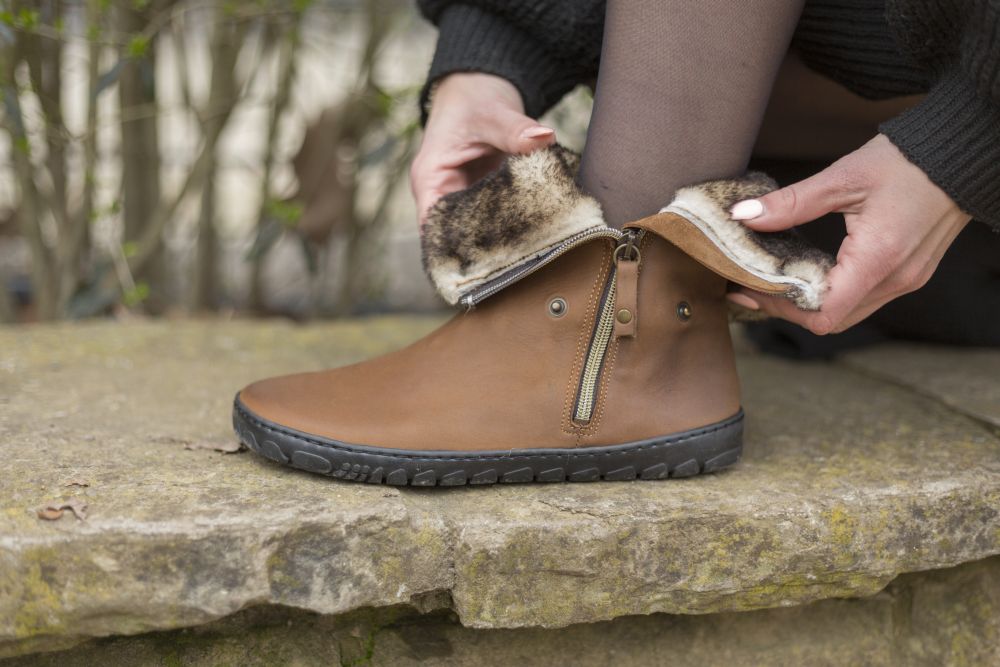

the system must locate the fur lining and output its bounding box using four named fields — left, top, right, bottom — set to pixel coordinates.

left=422, top=146, right=606, bottom=305
left=422, top=145, right=833, bottom=310
left=663, top=175, right=834, bottom=310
